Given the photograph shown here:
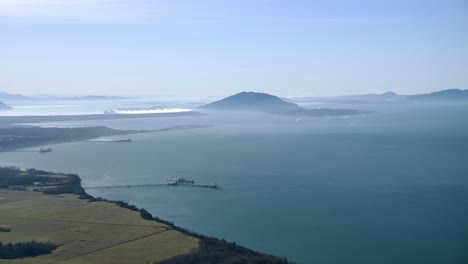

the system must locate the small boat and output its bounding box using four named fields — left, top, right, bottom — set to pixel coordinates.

left=175, top=177, right=195, bottom=184
left=115, top=138, right=132, bottom=143
left=39, top=147, right=52, bottom=153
